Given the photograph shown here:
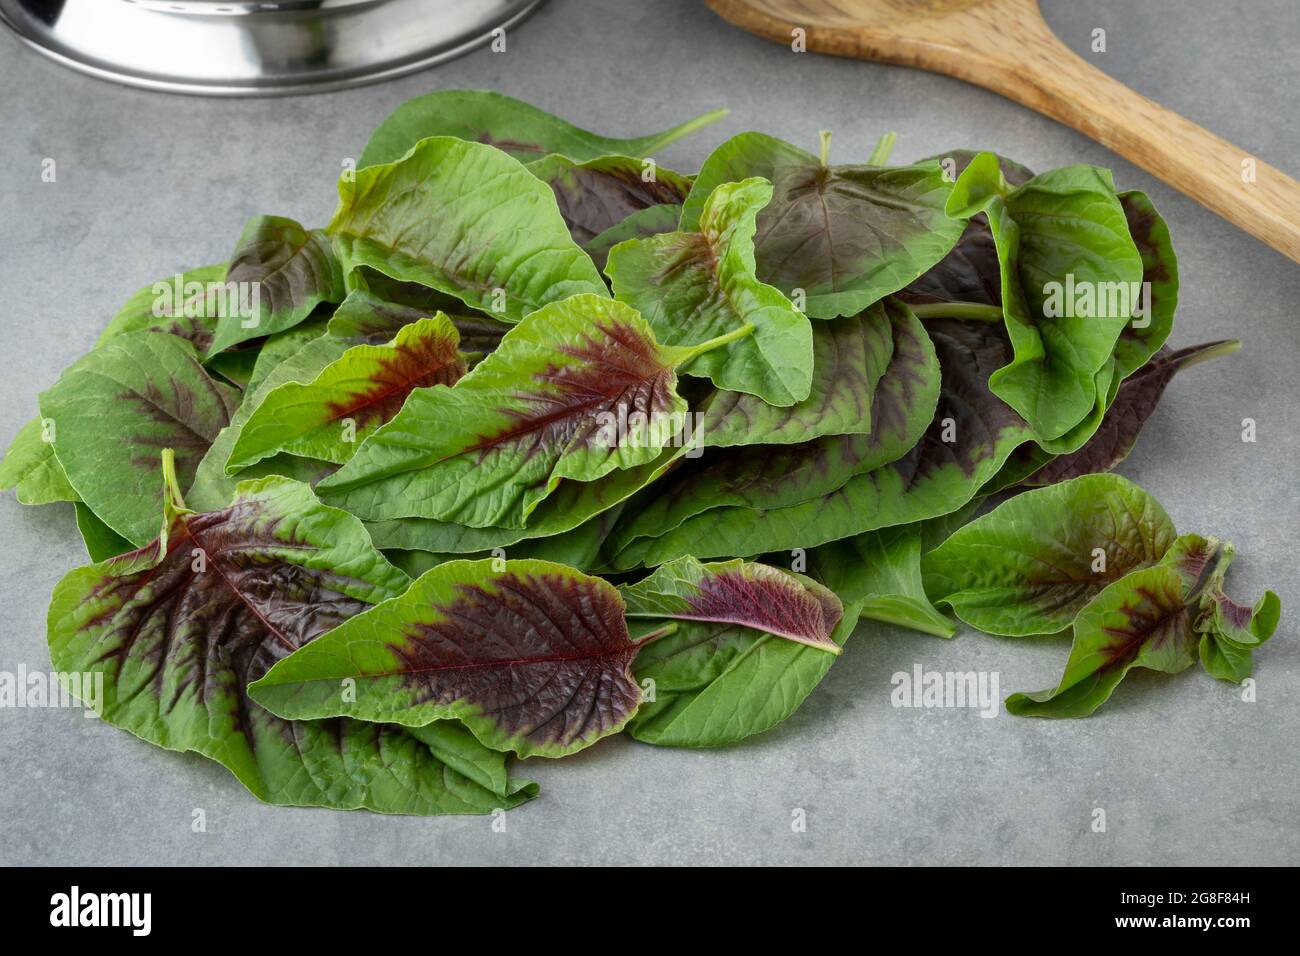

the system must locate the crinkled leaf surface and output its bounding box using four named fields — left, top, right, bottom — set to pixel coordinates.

left=1005, top=565, right=1195, bottom=717
left=528, top=153, right=691, bottom=245
left=48, top=475, right=534, bottom=813
left=193, top=287, right=495, bottom=513
left=188, top=335, right=347, bottom=513
left=1113, top=189, right=1179, bottom=378
left=317, top=296, right=704, bottom=528
left=620, top=556, right=843, bottom=653
left=39, top=332, right=239, bottom=546
left=0, top=416, right=78, bottom=506
left=608, top=177, right=813, bottom=405
left=327, top=137, right=608, bottom=323
left=807, top=525, right=955, bottom=638
left=609, top=314, right=1026, bottom=568
left=228, top=315, right=468, bottom=470
left=980, top=164, right=1145, bottom=440
left=1157, top=532, right=1220, bottom=595
left=209, top=216, right=345, bottom=356
left=250, top=558, right=645, bottom=758
left=923, top=474, right=1177, bottom=636
left=607, top=300, right=937, bottom=561
left=1191, top=543, right=1281, bottom=683
left=363, top=446, right=683, bottom=554
left=681, top=132, right=965, bottom=318
left=626, top=601, right=863, bottom=748
left=359, top=89, right=725, bottom=167
left=697, top=301, right=893, bottom=446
